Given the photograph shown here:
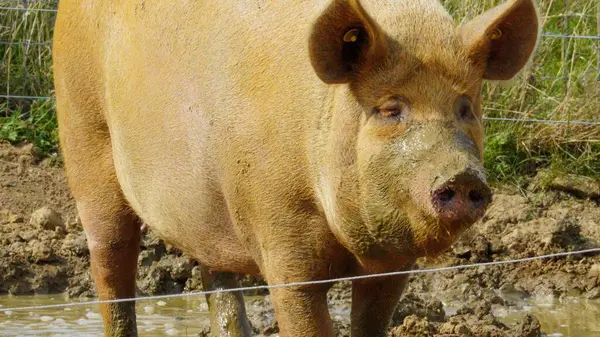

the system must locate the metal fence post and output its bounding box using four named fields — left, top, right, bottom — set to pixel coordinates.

left=562, top=0, right=570, bottom=89
left=597, top=0, right=599, bottom=81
